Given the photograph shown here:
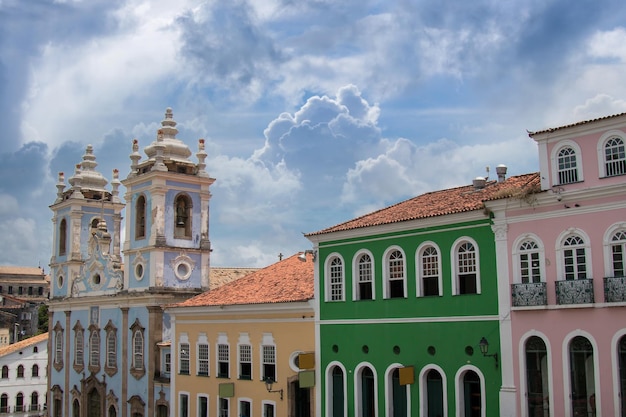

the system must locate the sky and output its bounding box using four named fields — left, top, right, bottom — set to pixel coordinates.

left=1, top=0, right=626, bottom=269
